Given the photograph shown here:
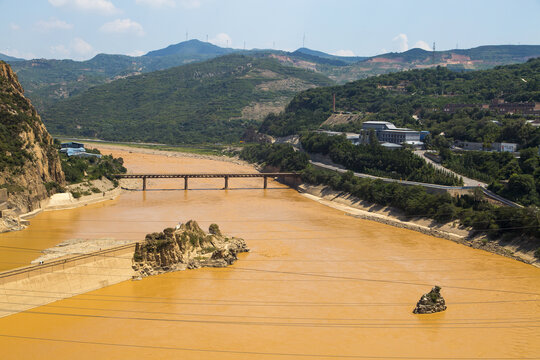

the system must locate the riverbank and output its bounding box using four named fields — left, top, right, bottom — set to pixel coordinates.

left=92, top=143, right=249, bottom=166
left=0, top=179, right=121, bottom=233
left=298, top=183, right=539, bottom=267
